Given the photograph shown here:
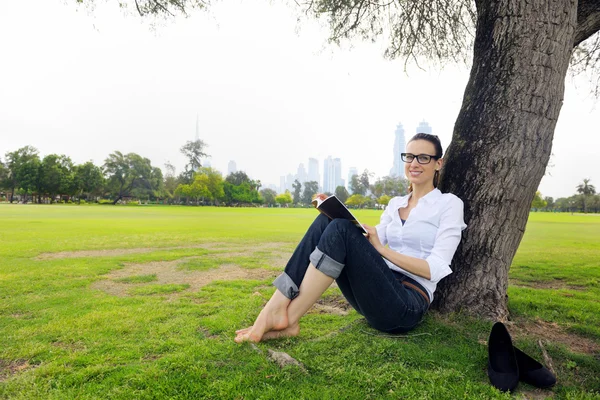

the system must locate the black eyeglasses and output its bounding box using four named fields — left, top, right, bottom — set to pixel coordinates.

left=401, top=153, right=440, bottom=164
